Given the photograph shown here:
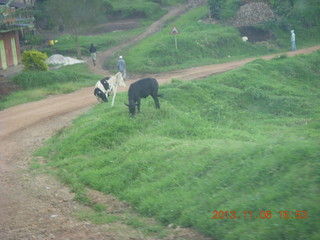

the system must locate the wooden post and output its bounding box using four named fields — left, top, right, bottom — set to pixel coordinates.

left=175, top=35, right=178, bottom=50
left=170, top=25, right=180, bottom=50
left=111, top=85, right=117, bottom=107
